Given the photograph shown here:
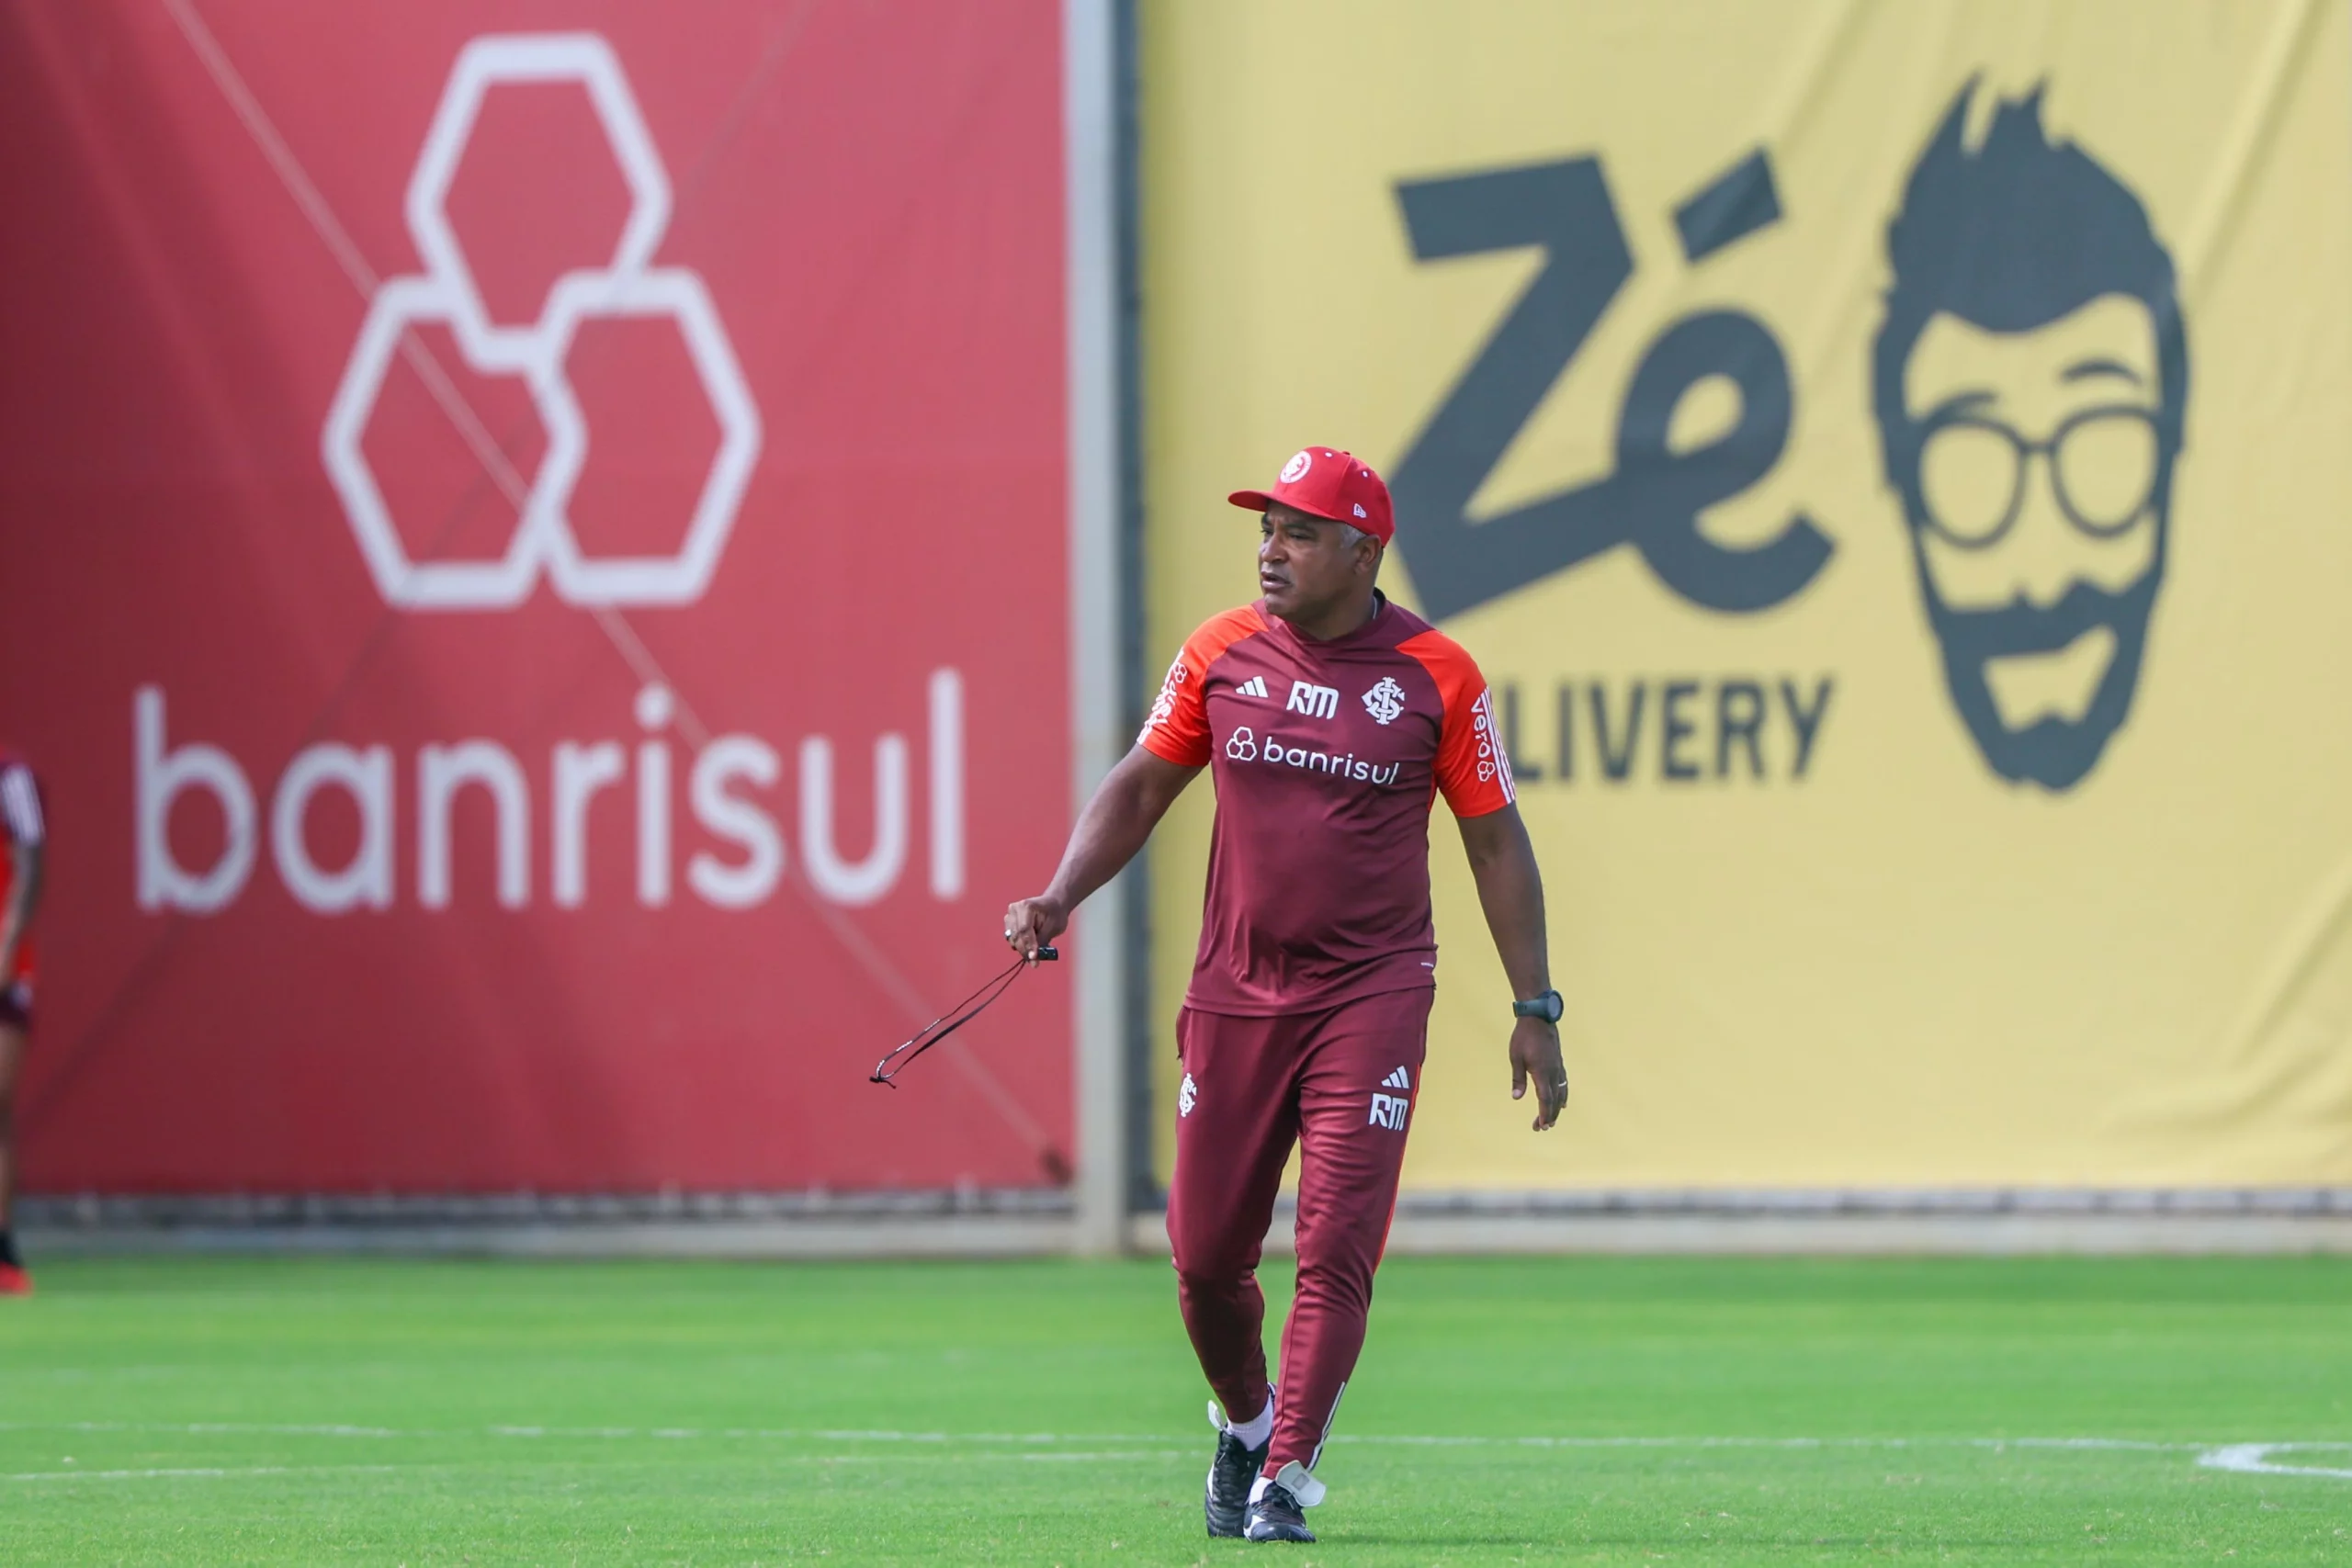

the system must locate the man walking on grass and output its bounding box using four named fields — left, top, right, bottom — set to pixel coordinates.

left=1005, top=447, right=1565, bottom=1543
